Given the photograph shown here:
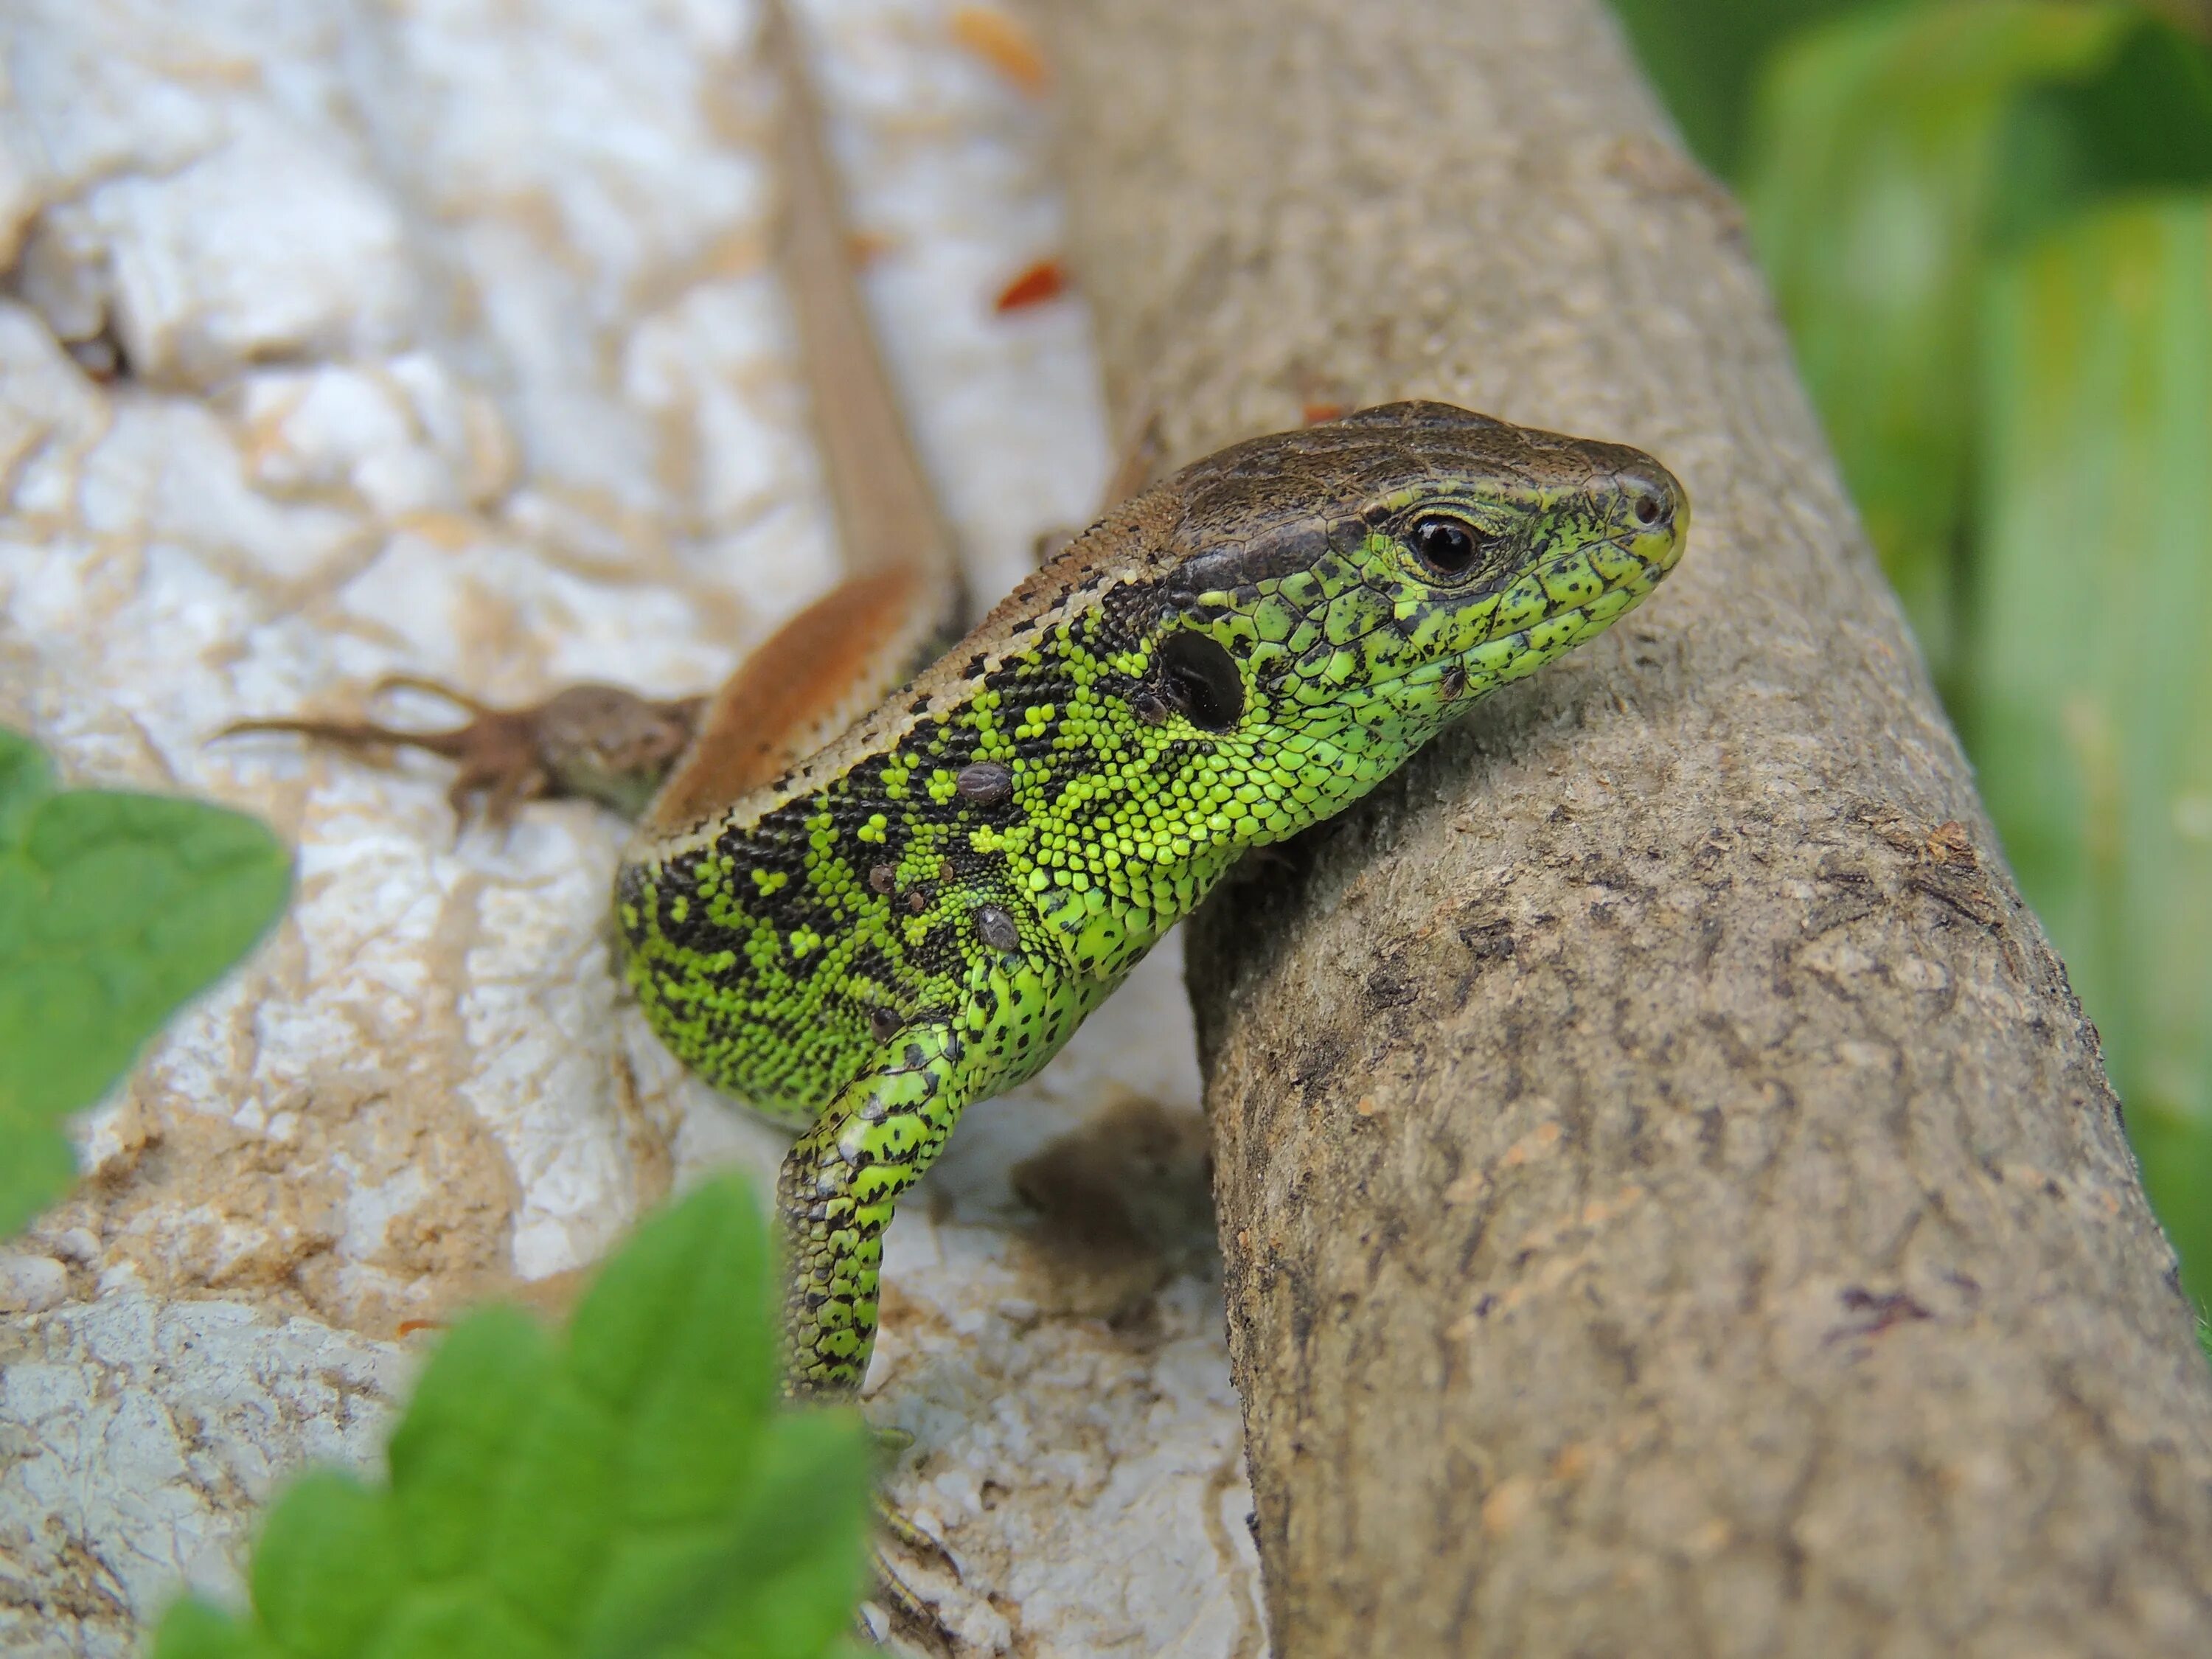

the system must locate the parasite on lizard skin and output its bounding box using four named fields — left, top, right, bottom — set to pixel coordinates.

left=615, top=400, right=1687, bottom=1399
